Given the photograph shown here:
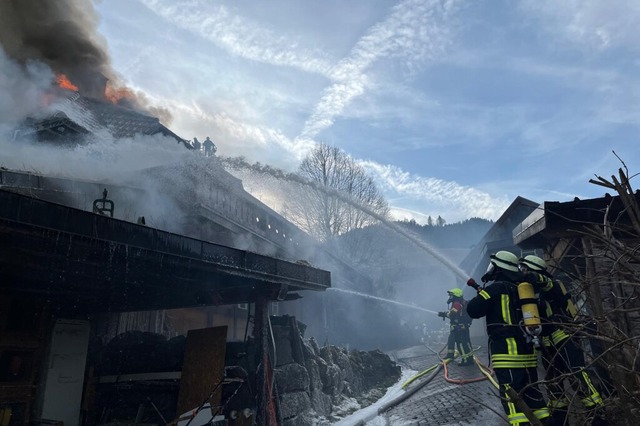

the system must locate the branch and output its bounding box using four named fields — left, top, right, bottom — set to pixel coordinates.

left=505, top=387, right=543, bottom=426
